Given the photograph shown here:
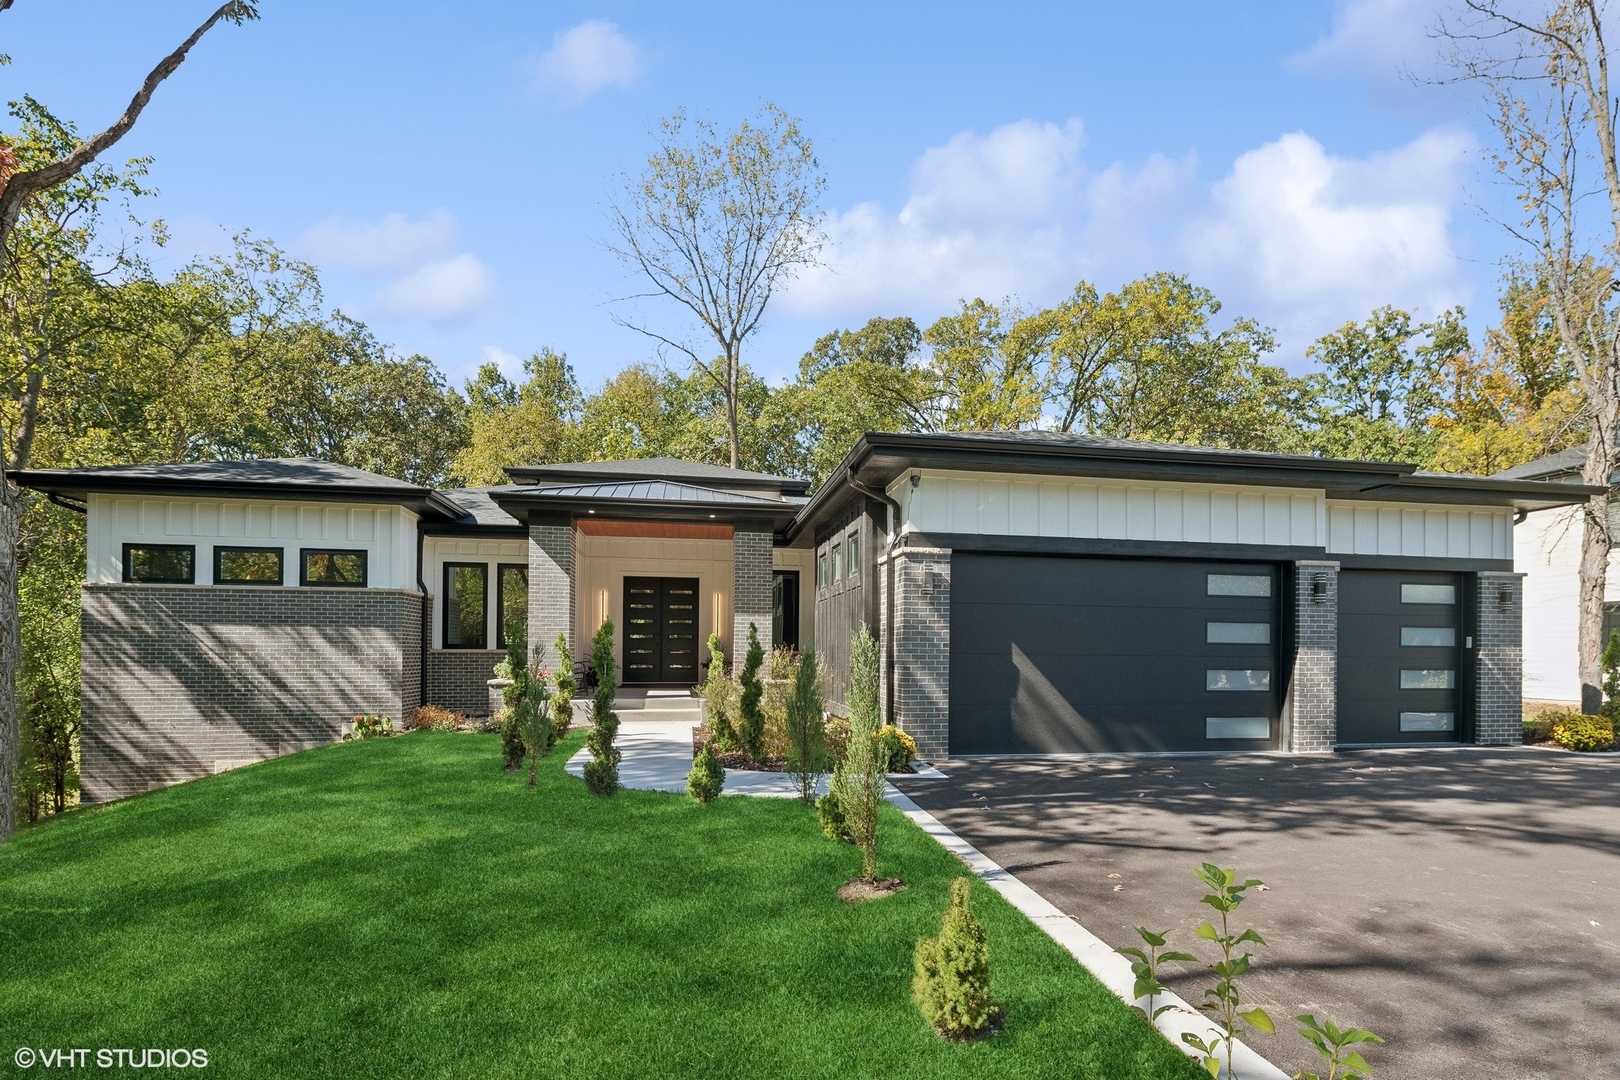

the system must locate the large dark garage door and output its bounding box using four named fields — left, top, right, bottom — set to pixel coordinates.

left=950, top=555, right=1281, bottom=754
left=1338, top=570, right=1465, bottom=746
